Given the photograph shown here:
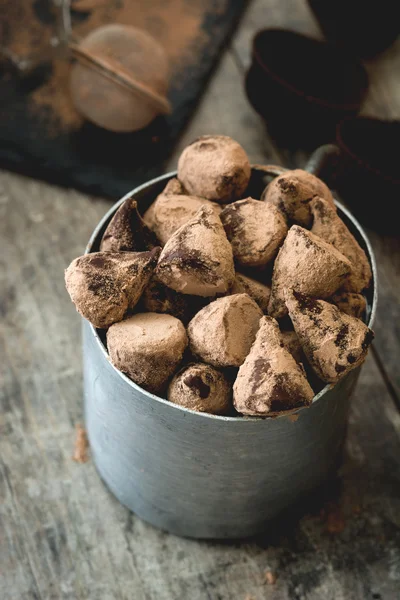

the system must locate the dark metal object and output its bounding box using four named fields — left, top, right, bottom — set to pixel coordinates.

left=307, top=0, right=399, bottom=58
left=335, top=117, right=400, bottom=233
left=304, top=144, right=342, bottom=185
left=83, top=153, right=377, bottom=539
left=245, top=29, right=368, bottom=149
